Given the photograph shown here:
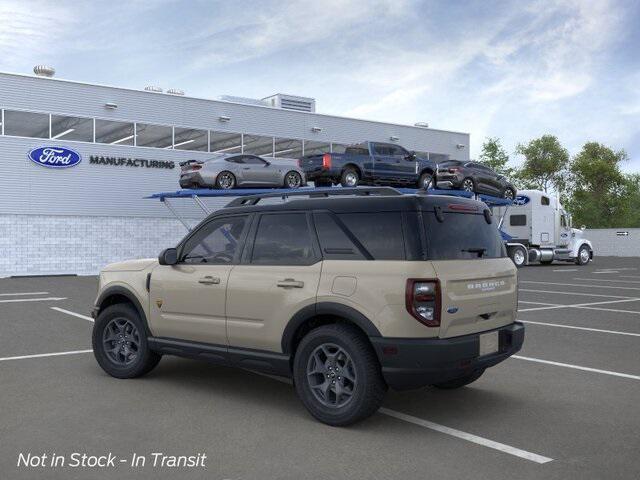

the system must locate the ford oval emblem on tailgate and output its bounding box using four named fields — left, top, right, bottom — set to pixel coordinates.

left=28, top=146, right=82, bottom=169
